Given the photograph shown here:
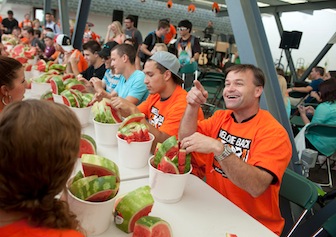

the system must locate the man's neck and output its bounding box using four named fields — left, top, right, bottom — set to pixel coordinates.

left=93, top=58, right=103, bottom=69
left=123, top=64, right=137, bottom=80
left=159, top=82, right=177, bottom=99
